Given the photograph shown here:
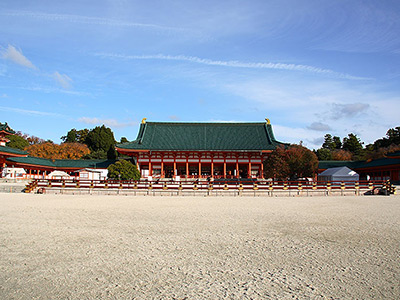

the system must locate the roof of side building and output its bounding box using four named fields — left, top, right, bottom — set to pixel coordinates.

left=0, top=122, right=15, bottom=135
left=6, top=156, right=116, bottom=169
left=0, top=146, right=28, bottom=156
